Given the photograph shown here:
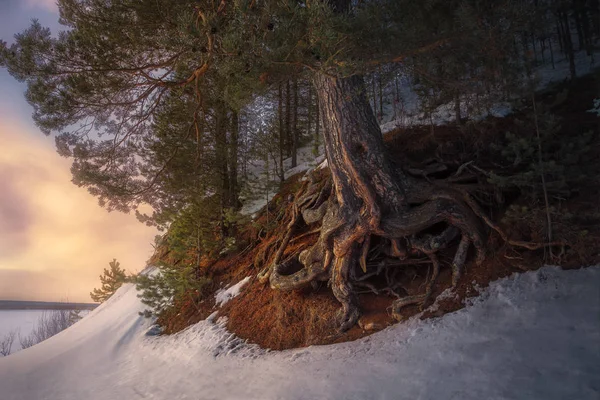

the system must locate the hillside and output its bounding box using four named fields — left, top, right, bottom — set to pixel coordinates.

left=145, top=69, right=600, bottom=350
